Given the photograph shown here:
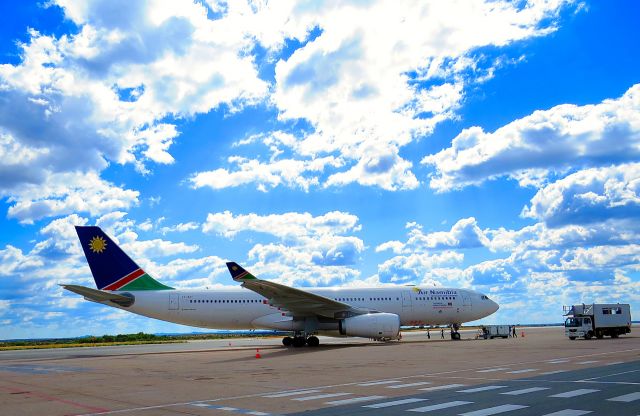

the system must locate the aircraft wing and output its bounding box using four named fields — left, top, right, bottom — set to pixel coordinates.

left=61, top=284, right=134, bottom=306
left=226, top=262, right=372, bottom=319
